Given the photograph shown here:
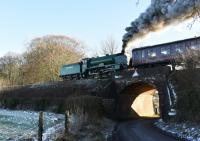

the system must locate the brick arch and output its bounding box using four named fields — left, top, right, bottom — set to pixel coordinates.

left=122, top=81, right=156, bottom=95
left=115, top=80, right=167, bottom=120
